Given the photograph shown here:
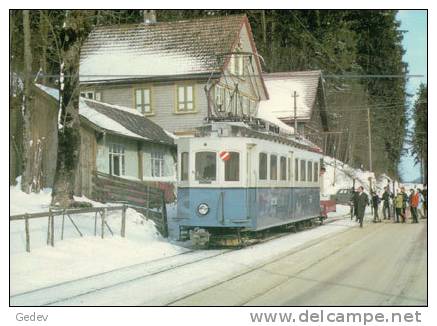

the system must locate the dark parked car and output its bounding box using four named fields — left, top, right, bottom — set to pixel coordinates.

left=334, top=188, right=354, bottom=205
